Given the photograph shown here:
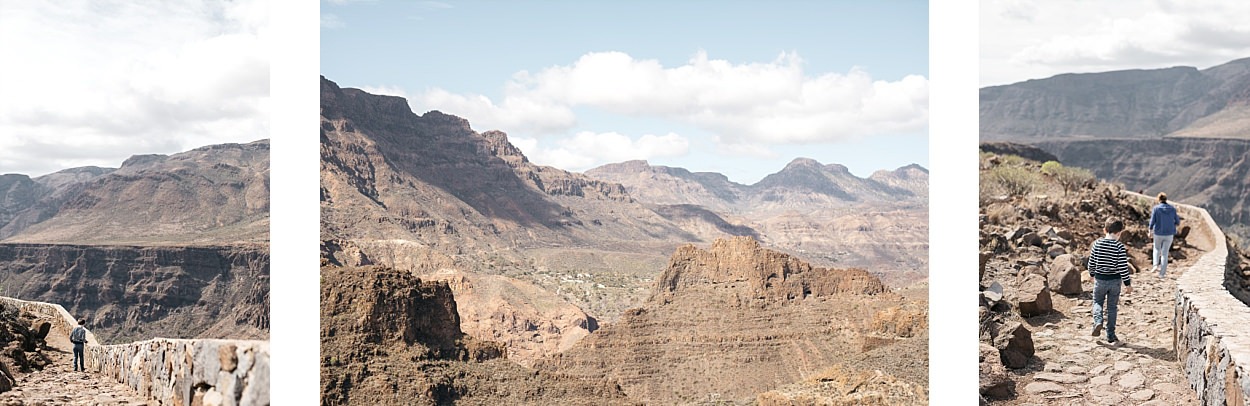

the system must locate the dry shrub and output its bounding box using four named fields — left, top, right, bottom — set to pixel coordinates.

left=987, top=165, right=1041, bottom=197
